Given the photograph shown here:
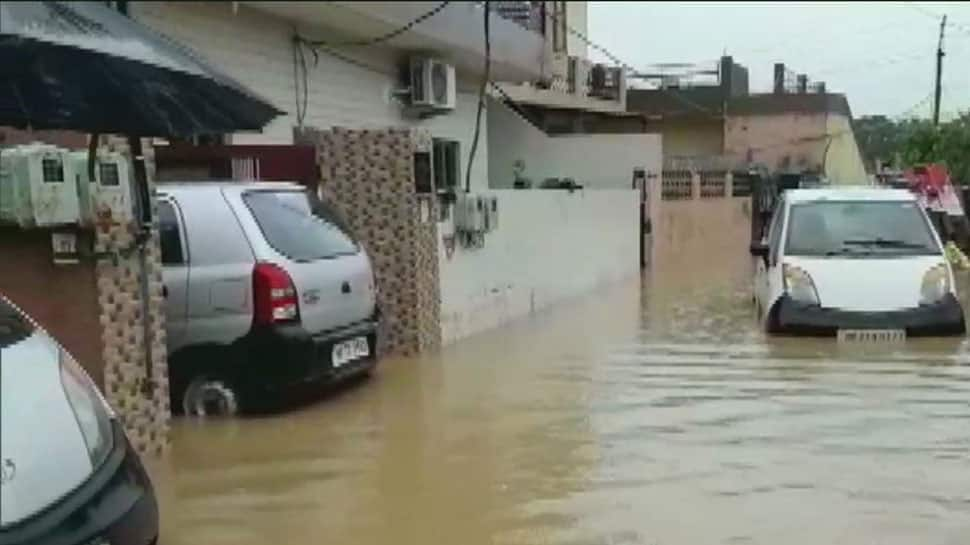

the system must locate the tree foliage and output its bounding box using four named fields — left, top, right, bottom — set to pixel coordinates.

left=855, top=112, right=970, bottom=185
